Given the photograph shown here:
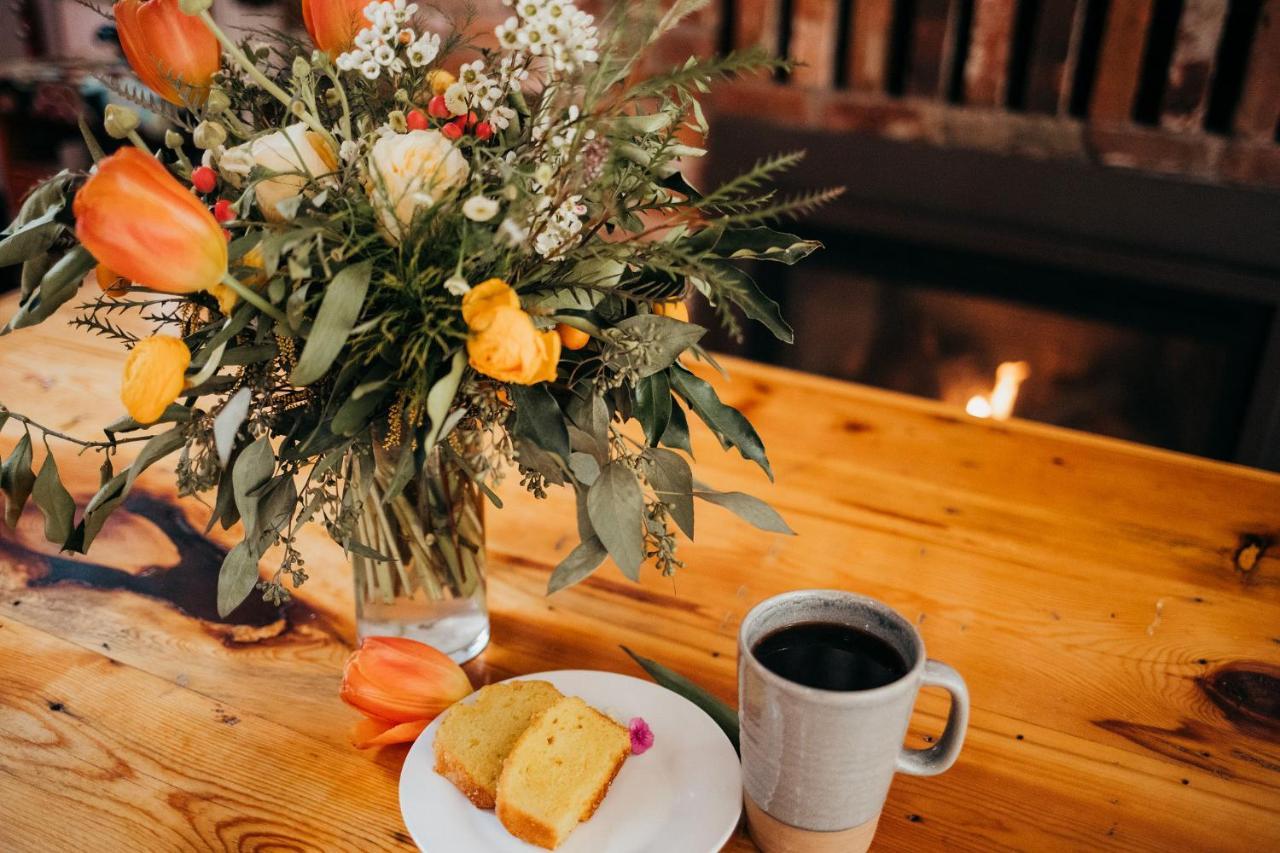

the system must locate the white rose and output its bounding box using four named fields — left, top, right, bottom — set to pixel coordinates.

left=228, top=123, right=337, bottom=222
left=366, top=129, right=470, bottom=242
